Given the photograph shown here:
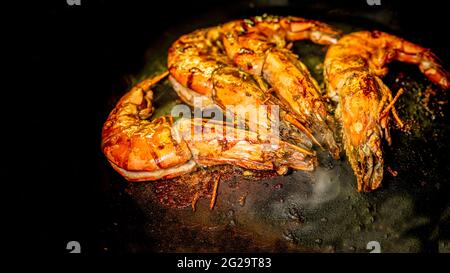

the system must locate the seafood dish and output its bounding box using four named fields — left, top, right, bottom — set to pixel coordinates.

left=102, top=15, right=448, bottom=199
left=324, top=30, right=448, bottom=191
